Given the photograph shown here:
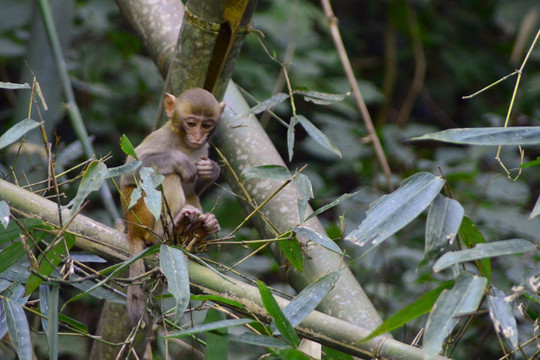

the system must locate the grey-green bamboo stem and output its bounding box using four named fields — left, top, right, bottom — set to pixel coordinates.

left=38, top=0, right=120, bottom=221
left=0, top=178, right=451, bottom=360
